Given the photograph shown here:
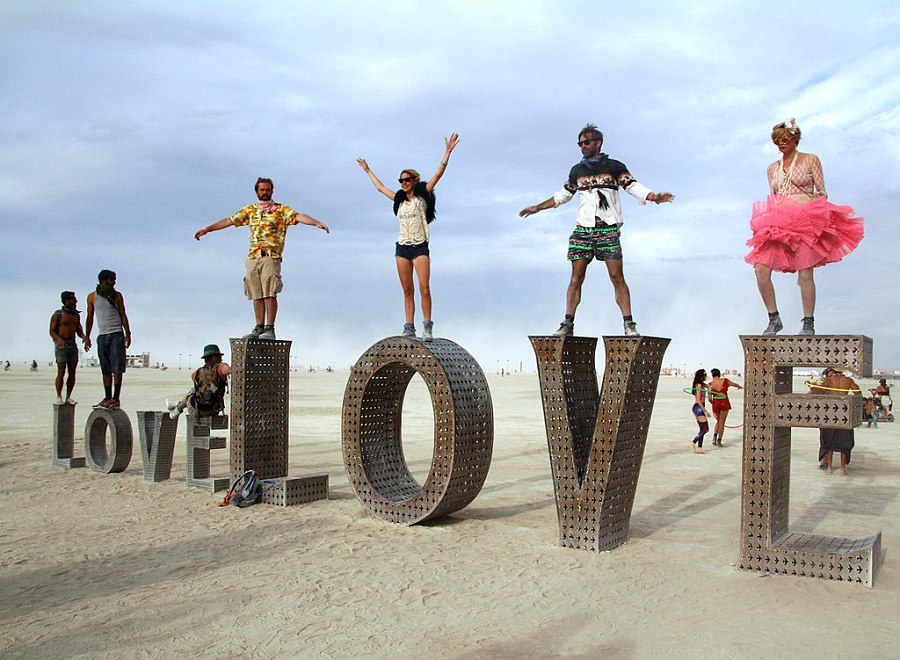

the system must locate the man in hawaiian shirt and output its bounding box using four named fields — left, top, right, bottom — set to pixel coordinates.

left=195, top=177, right=329, bottom=340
